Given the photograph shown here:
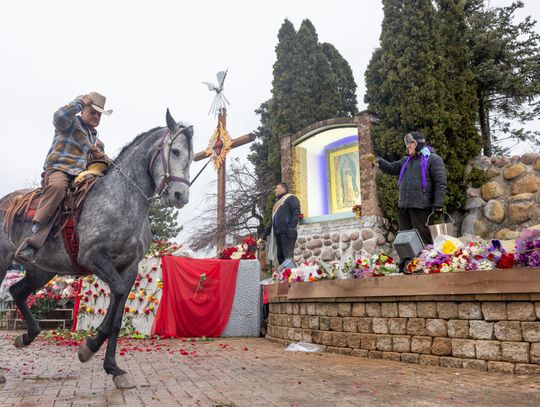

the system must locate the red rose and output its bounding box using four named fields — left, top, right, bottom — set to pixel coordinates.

left=496, top=253, right=515, bottom=269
